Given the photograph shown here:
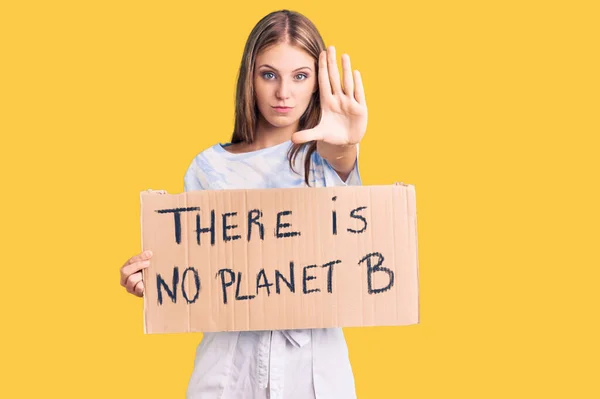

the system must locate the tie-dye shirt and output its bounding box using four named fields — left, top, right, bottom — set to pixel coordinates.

left=184, top=139, right=361, bottom=190
left=183, top=139, right=361, bottom=399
